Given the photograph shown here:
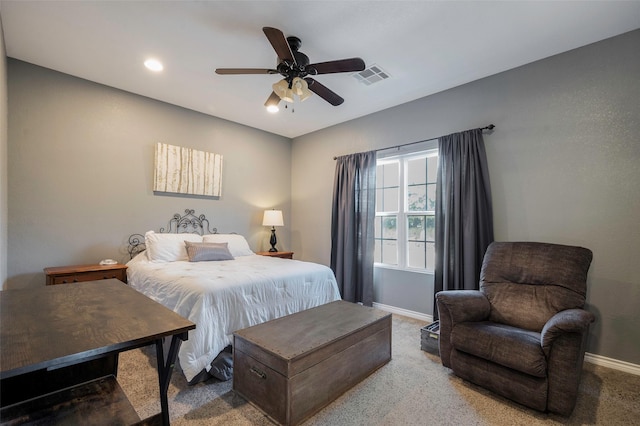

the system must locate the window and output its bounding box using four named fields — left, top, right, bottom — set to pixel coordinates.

left=374, top=149, right=438, bottom=272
